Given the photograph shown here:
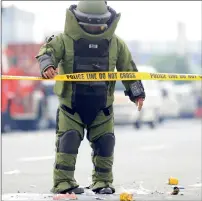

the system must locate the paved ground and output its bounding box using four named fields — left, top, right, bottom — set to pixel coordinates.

left=2, top=119, right=202, bottom=200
